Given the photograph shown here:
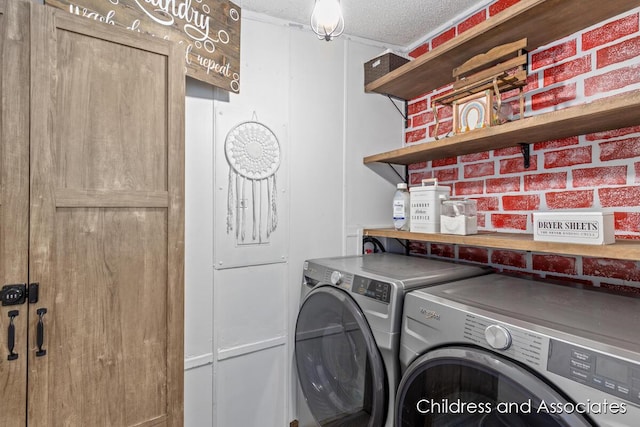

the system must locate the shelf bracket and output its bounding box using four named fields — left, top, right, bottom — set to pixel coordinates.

left=520, top=143, right=531, bottom=169
left=387, top=95, right=409, bottom=128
